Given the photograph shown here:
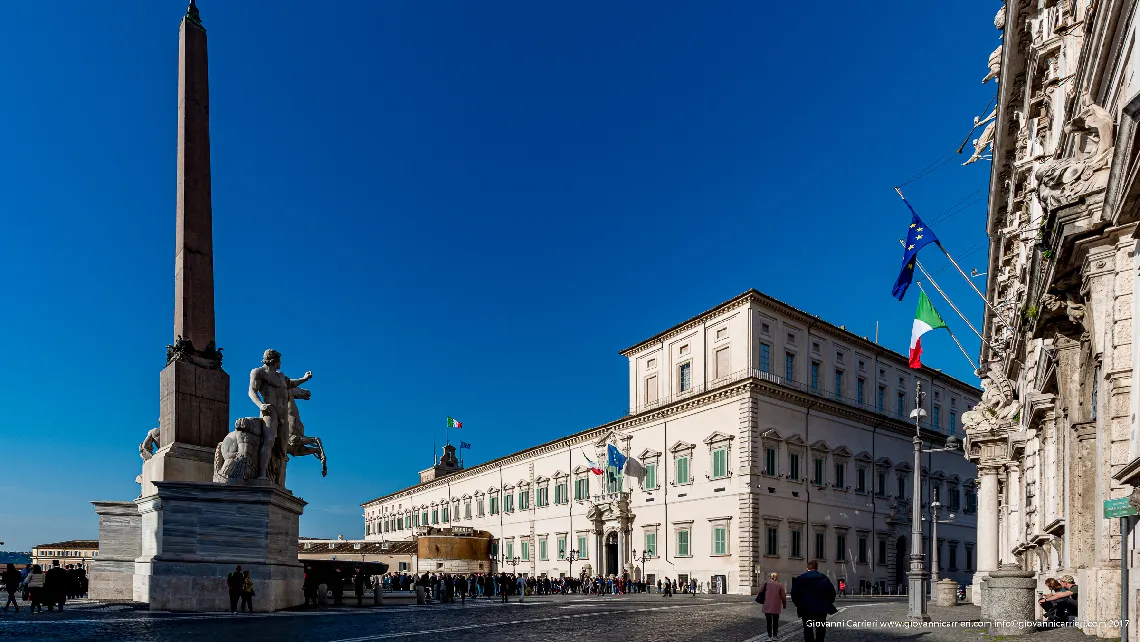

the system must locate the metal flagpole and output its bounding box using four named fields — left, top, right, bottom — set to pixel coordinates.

left=893, top=187, right=1010, bottom=329
left=898, top=239, right=985, bottom=342
left=917, top=282, right=978, bottom=371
